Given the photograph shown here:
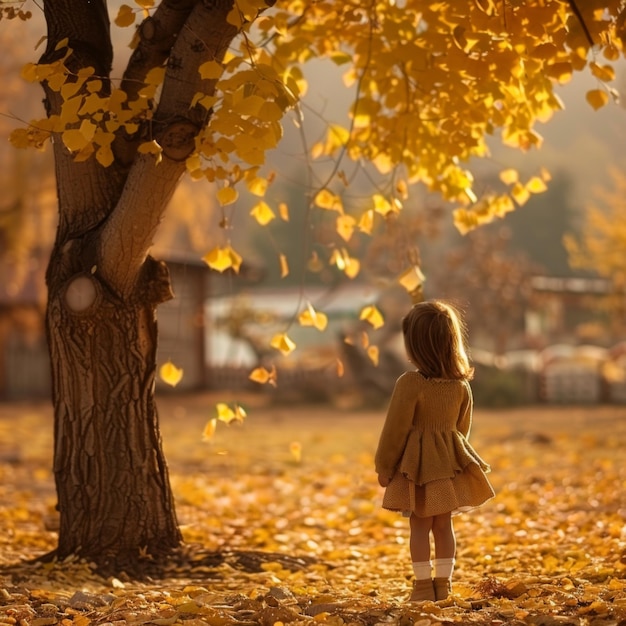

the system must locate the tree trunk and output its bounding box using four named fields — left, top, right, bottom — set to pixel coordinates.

left=38, top=0, right=245, bottom=574
left=46, top=241, right=181, bottom=572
